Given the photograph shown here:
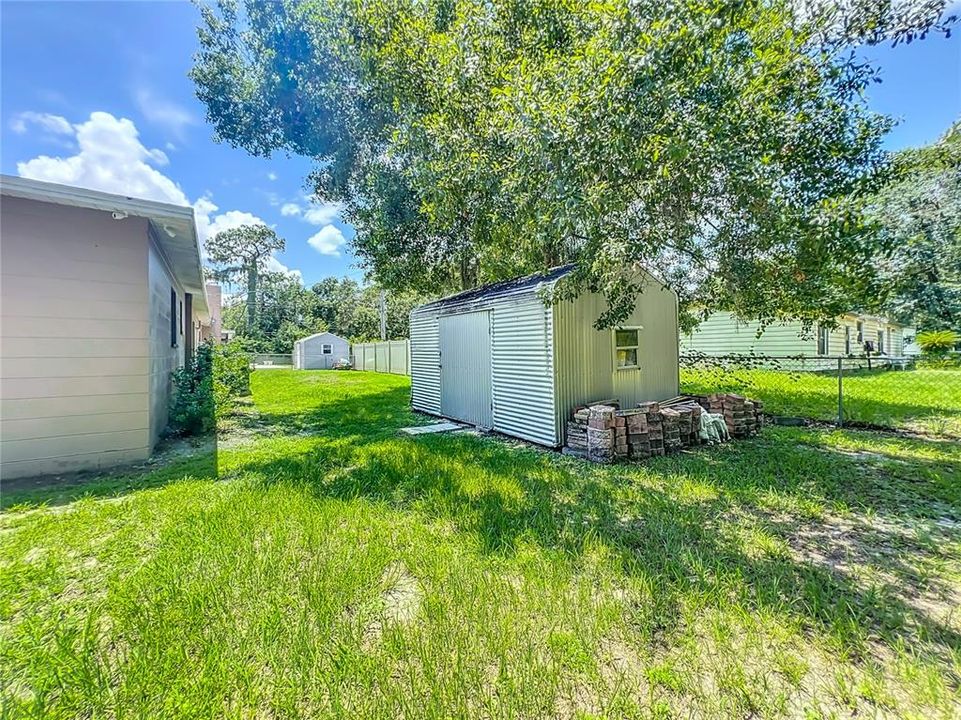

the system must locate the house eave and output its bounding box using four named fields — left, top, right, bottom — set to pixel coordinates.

left=0, top=174, right=209, bottom=318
